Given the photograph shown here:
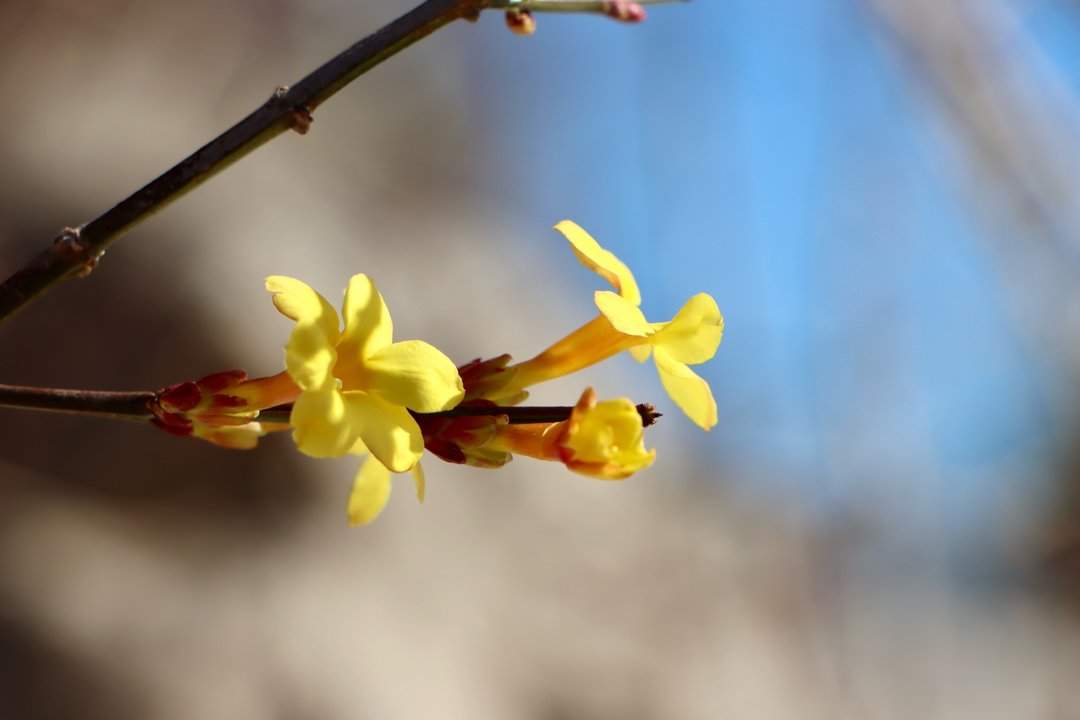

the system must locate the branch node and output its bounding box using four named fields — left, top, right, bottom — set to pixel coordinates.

left=51, top=226, right=83, bottom=255
left=288, top=106, right=315, bottom=135
left=73, top=251, right=104, bottom=279
left=50, top=226, right=102, bottom=279
left=459, top=1, right=482, bottom=22
left=603, top=1, right=647, bottom=22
